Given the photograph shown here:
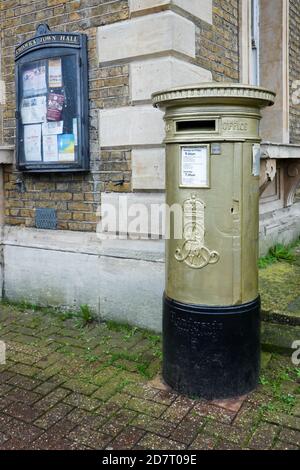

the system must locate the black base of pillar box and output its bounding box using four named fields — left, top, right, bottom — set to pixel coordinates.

left=163, top=294, right=261, bottom=400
